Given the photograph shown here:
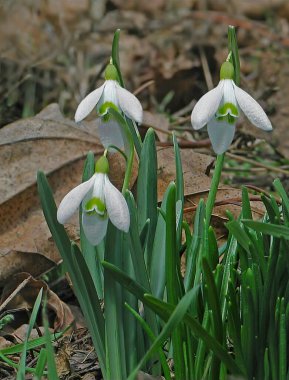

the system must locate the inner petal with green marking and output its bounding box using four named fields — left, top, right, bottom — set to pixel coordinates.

left=84, top=196, right=106, bottom=216
left=217, top=102, right=239, bottom=118
left=216, top=102, right=239, bottom=125
left=98, top=101, right=119, bottom=120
